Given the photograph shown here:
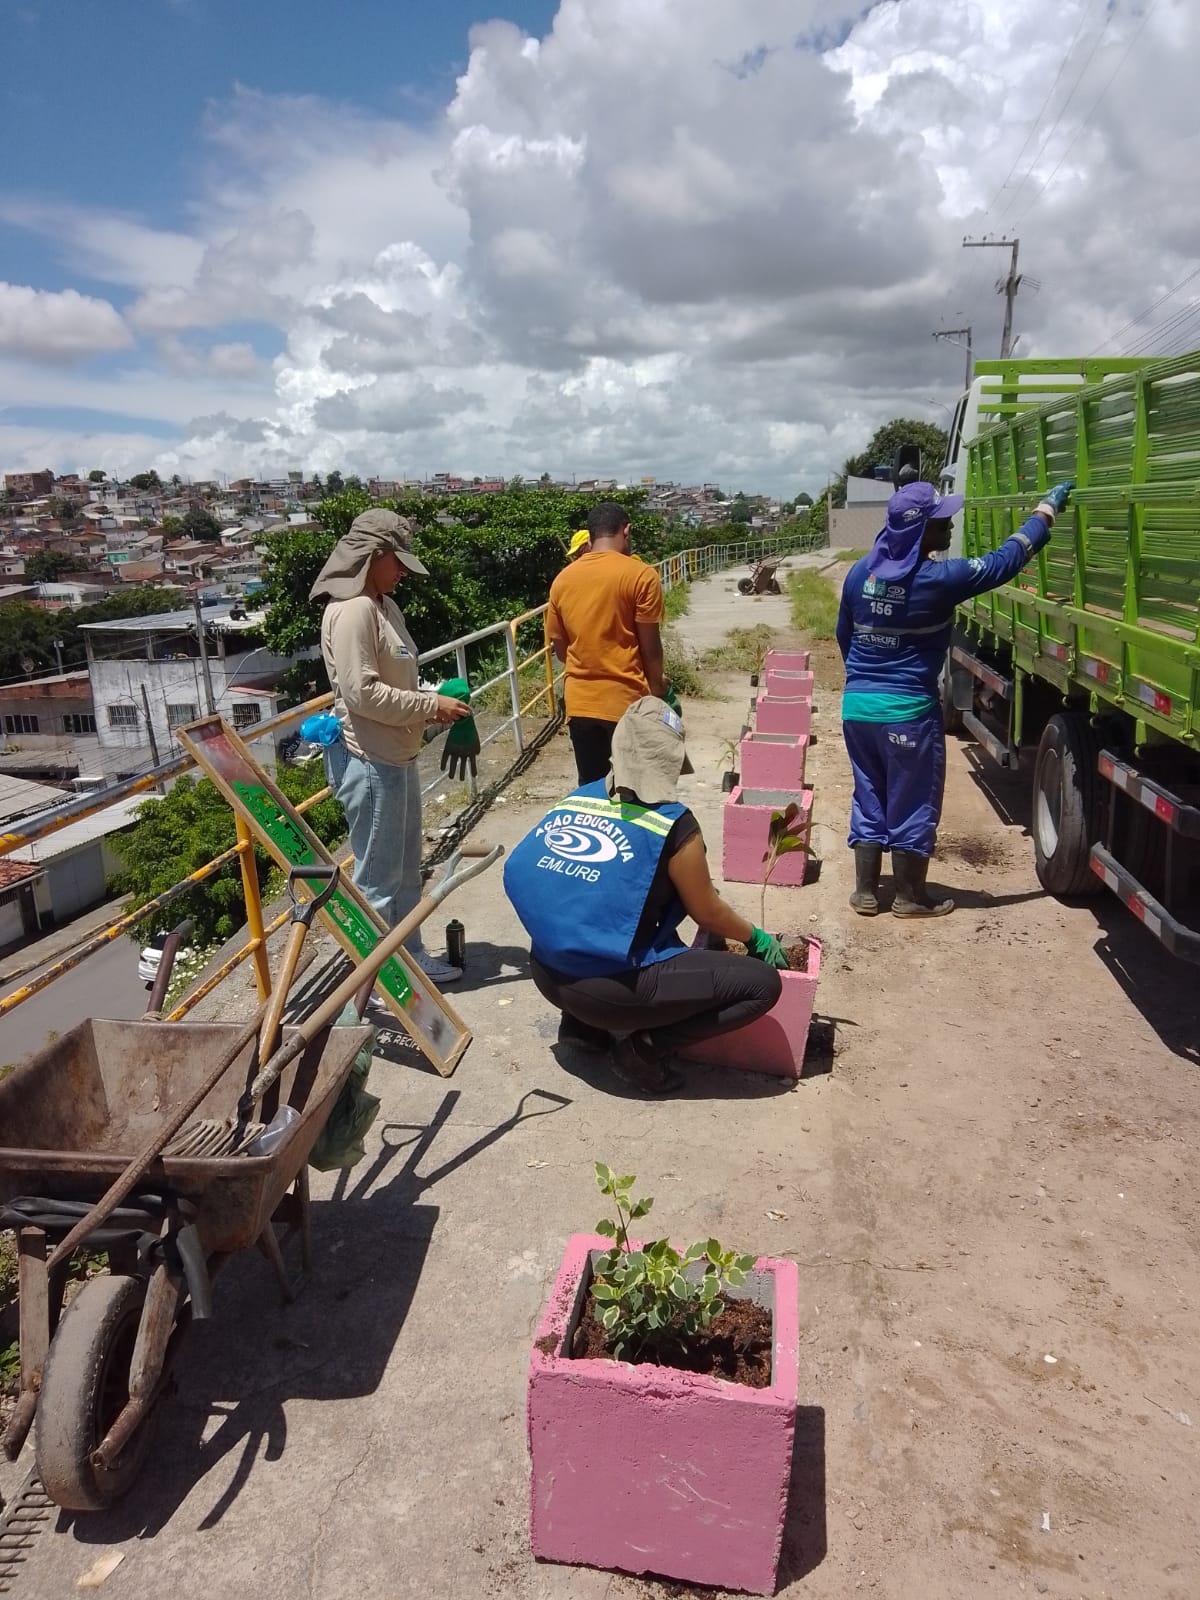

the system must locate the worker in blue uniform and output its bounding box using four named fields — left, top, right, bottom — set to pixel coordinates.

left=837, top=477, right=1074, bottom=917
